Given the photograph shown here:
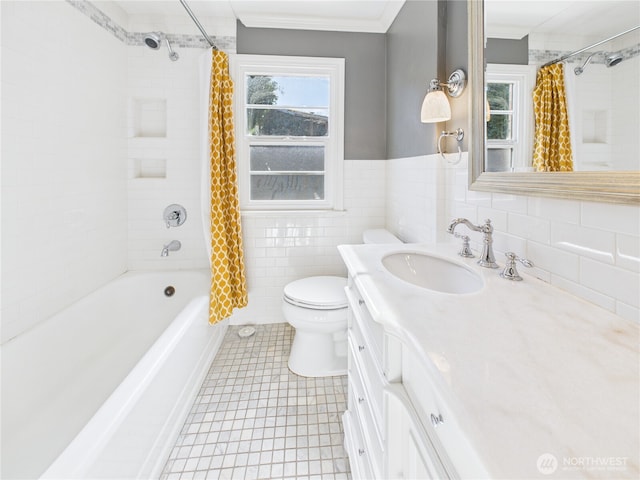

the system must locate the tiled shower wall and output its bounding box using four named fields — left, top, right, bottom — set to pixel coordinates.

left=385, top=154, right=640, bottom=323
left=1, top=0, right=387, bottom=336
left=125, top=7, right=235, bottom=271
left=1, top=1, right=128, bottom=343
